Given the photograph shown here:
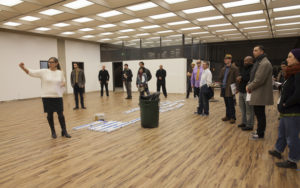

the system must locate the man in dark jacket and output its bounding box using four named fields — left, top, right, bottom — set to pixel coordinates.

left=138, top=61, right=151, bottom=95
left=219, top=54, right=239, bottom=124
left=71, top=63, right=86, bottom=109
left=98, top=65, right=110, bottom=97
left=156, top=65, right=167, bottom=98
left=237, top=56, right=254, bottom=130
left=123, top=64, right=133, bottom=99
